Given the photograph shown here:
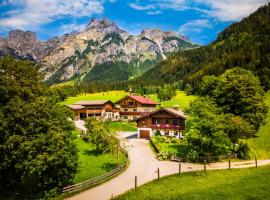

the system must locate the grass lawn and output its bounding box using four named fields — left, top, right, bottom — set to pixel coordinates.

left=108, top=121, right=137, bottom=132
left=60, top=90, right=196, bottom=109
left=60, top=91, right=128, bottom=105
left=149, top=91, right=196, bottom=109
left=73, top=132, right=126, bottom=184
left=115, top=165, right=270, bottom=200
left=248, top=91, right=270, bottom=159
